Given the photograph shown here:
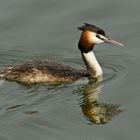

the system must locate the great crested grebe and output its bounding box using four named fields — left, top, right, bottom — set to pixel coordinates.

left=0, top=23, right=123, bottom=85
